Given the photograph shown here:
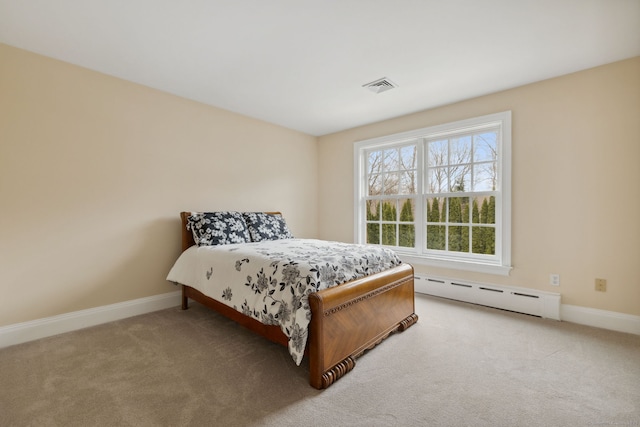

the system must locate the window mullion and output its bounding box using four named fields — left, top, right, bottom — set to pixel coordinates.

left=414, top=139, right=425, bottom=253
